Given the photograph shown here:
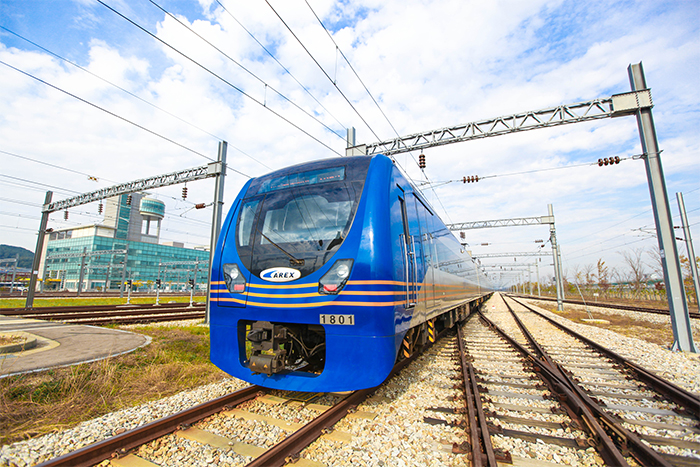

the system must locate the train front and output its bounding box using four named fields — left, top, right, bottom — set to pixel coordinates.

left=210, top=156, right=398, bottom=392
